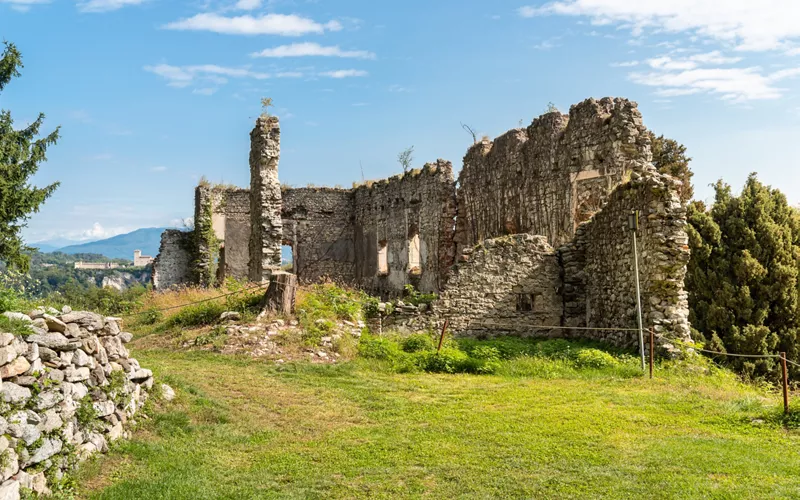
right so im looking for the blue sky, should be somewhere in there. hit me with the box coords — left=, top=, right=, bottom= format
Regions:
left=3, top=0, right=800, bottom=243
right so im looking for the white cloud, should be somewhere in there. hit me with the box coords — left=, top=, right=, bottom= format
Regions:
left=645, top=51, right=742, bottom=71
left=144, top=63, right=270, bottom=89
left=319, top=69, right=367, bottom=78
left=150, top=166, right=168, bottom=172
left=611, top=60, right=639, bottom=67
left=234, top=0, right=260, bottom=10
left=251, top=42, right=375, bottom=59
left=163, top=13, right=342, bottom=36
left=1, top=0, right=48, bottom=11
left=388, top=84, right=409, bottom=93
left=77, top=0, right=145, bottom=13
left=518, top=0, right=800, bottom=52
left=629, top=66, right=800, bottom=102
left=192, top=88, right=217, bottom=96
left=276, top=71, right=303, bottom=78
left=80, top=222, right=127, bottom=241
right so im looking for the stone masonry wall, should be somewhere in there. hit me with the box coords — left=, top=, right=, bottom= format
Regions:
left=193, top=186, right=226, bottom=286
left=151, top=230, right=193, bottom=290
left=455, top=97, right=651, bottom=252
left=560, top=166, right=691, bottom=348
left=221, top=188, right=251, bottom=281
left=352, top=160, right=457, bottom=297
left=248, top=116, right=283, bottom=283
left=0, top=308, right=158, bottom=497
left=281, top=187, right=355, bottom=284
left=435, top=234, right=563, bottom=337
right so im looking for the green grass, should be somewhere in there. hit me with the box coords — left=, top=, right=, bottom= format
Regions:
left=76, top=344, right=800, bottom=500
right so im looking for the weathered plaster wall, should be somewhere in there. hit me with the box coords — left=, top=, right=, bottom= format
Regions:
left=560, top=167, right=691, bottom=348
left=281, top=187, right=355, bottom=284
left=152, top=230, right=193, bottom=290
left=455, top=97, right=651, bottom=252
left=352, top=160, right=457, bottom=297
left=435, top=234, right=563, bottom=337
left=248, top=116, right=283, bottom=283
left=221, top=188, right=251, bottom=281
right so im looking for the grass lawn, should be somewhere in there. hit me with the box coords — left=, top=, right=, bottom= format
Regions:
left=76, top=347, right=800, bottom=499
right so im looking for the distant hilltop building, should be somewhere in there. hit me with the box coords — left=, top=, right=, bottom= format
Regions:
left=133, top=250, right=155, bottom=267
left=74, top=262, right=119, bottom=270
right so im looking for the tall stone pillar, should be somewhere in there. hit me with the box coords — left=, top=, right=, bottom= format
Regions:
left=248, top=115, right=283, bottom=283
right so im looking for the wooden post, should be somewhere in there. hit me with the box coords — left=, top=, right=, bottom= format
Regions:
left=437, top=319, right=449, bottom=354
left=781, top=352, right=789, bottom=415
left=262, top=271, right=297, bottom=315
left=649, top=329, right=654, bottom=379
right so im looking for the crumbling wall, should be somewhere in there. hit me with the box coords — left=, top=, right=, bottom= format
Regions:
left=152, top=230, right=193, bottom=290
left=353, top=160, right=457, bottom=297
left=560, top=167, right=691, bottom=348
left=456, top=97, right=651, bottom=252
left=248, top=116, right=283, bottom=283
left=221, top=188, right=251, bottom=281
left=193, top=186, right=226, bottom=286
left=281, top=187, right=355, bottom=283
left=435, top=234, right=563, bottom=337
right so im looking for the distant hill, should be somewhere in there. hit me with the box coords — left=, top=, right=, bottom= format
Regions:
left=57, top=228, right=170, bottom=260
left=29, top=238, right=86, bottom=253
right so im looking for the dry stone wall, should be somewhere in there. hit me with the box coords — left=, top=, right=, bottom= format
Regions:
left=0, top=308, right=160, bottom=498
left=249, top=116, right=283, bottom=283
left=435, top=234, right=563, bottom=337
left=281, top=187, right=355, bottom=284
left=151, top=230, right=193, bottom=290
left=560, top=167, right=691, bottom=348
left=353, top=160, right=457, bottom=297
left=456, top=97, right=651, bottom=251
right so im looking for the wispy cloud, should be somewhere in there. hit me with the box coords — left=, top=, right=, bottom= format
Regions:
left=0, top=0, right=49, bottom=12
left=77, top=0, right=145, bottom=13
left=251, top=42, right=375, bottom=59
left=150, top=166, right=168, bottom=172
left=144, top=63, right=270, bottom=89
left=319, top=69, right=367, bottom=78
left=163, top=13, right=342, bottom=36
left=192, top=87, right=217, bottom=96
left=234, top=0, right=260, bottom=10
left=518, top=0, right=800, bottom=52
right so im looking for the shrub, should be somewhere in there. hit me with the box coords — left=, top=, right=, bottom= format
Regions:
left=402, top=284, right=437, bottom=306
left=401, top=333, right=435, bottom=353
left=417, top=348, right=470, bottom=374
left=358, top=335, right=404, bottom=361
left=165, top=301, right=228, bottom=329
left=574, top=348, right=619, bottom=369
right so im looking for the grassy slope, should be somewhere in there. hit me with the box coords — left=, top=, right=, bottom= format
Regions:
left=77, top=347, right=800, bottom=500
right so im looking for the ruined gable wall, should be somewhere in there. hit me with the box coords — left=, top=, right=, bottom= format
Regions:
left=281, top=187, right=355, bottom=284
left=435, top=234, right=562, bottom=337
left=248, top=116, right=283, bottom=283
left=455, top=97, right=652, bottom=252
left=352, top=160, right=457, bottom=297
left=152, top=229, right=193, bottom=290
left=560, top=167, right=691, bottom=348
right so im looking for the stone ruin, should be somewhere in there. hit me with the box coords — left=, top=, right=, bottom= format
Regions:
left=152, top=97, right=692, bottom=349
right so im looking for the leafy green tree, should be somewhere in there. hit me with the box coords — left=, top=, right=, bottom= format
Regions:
left=649, top=132, right=693, bottom=203
left=0, top=42, right=60, bottom=272
left=686, top=174, right=800, bottom=378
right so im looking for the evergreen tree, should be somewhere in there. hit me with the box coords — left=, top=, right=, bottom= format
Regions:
left=686, top=174, right=800, bottom=378
left=649, top=131, right=694, bottom=203
left=0, top=42, right=60, bottom=272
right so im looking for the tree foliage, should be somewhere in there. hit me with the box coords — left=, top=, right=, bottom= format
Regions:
left=686, top=174, right=800, bottom=378
left=397, top=145, right=414, bottom=173
left=649, top=132, right=693, bottom=203
left=0, top=42, right=60, bottom=272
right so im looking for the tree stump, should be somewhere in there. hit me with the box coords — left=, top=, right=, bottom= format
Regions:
left=262, top=271, right=297, bottom=315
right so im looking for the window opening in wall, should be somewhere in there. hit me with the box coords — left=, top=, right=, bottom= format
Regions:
left=377, top=240, right=389, bottom=275
left=408, top=233, right=421, bottom=275
left=516, top=293, right=535, bottom=312
left=281, top=244, right=294, bottom=273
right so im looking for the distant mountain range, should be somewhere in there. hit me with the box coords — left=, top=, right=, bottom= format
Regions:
left=31, top=228, right=171, bottom=260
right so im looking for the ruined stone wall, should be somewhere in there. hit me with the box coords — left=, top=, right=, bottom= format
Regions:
left=152, top=230, right=193, bottom=290
left=560, top=167, right=691, bottom=348
left=281, top=187, right=355, bottom=284
left=221, top=188, right=251, bottom=281
left=248, top=116, right=283, bottom=283
left=455, top=97, right=652, bottom=252
left=435, top=234, right=563, bottom=337
left=193, top=186, right=226, bottom=286
left=353, top=160, right=457, bottom=297
left=0, top=308, right=158, bottom=497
